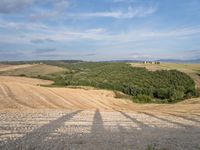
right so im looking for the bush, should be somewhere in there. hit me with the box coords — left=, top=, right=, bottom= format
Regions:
left=171, top=90, right=185, bottom=101
left=19, top=74, right=26, bottom=77
left=195, top=88, right=200, bottom=97
left=134, top=94, right=153, bottom=103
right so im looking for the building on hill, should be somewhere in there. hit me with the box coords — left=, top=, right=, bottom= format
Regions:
left=142, top=61, right=160, bottom=64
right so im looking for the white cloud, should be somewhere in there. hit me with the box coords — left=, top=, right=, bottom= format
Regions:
left=67, top=6, right=156, bottom=19
left=1, top=18, right=200, bottom=45
left=29, top=4, right=156, bottom=21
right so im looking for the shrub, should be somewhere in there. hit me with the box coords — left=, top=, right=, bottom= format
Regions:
left=171, top=90, right=185, bottom=101
left=19, top=74, right=26, bottom=77
left=195, top=88, right=200, bottom=97
left=134, top=94, right=153, bottom=103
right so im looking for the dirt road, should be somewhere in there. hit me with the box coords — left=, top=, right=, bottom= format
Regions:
left=0, top=110, right=199, bottom=150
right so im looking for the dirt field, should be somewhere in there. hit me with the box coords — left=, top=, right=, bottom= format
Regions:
left=0, top=64, right=65, bottom=77
left=0, top=64, right=34, bottom=72
left=0, top=76, right=133, bottom=111
left=0, top=75, right=200, bottom=149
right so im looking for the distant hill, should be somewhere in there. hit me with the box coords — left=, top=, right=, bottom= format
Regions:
left=0, top=60, right=83, bottom=65
left=102, top=59, right=200, bottom=64
left=101, top=60, right=142, bottom=63
left=157, top=59, right=200, bottom=64
left=1, top=59, right=200, bottom=64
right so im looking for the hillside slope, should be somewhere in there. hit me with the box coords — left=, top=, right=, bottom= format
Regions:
left=0, top=76, right=200, bottom=113
left=0, top=76, right=132, bottom=111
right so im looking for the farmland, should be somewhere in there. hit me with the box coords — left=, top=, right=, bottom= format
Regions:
left=0, top=64, right=65, bottom=77
left=0, top=62, right=199, bottom=103
left=0, top=62, right=200, bottom=149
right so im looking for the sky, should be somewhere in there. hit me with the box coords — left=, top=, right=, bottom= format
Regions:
left=0, top=0, right=200, bottom=61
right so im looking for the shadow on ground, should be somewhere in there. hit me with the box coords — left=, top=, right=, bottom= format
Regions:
left=0, top=110, right=200, bottom=150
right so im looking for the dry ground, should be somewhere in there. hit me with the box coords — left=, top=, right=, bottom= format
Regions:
left=0, top=64, right=34, bottom=72
left=0, top=63, right=200, bottom=149
left=0, top=64, right=65, bottom=77
left=0, top=110, right=200, bottom=150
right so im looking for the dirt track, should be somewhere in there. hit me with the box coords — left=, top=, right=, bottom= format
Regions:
left=0, top=76, right=200, bottom=149
left=0, top=110, right=200, bottom=150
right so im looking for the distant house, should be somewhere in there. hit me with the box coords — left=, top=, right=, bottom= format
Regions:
left=142, top=61, right=160, bottom=64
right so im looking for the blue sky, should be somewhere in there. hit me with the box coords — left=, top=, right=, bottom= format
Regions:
left=0, top=0, right=200, bottom=61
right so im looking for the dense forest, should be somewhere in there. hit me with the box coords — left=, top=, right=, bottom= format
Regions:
left=43, top=62, right=196, bottom=103
left=1, top=61, right=197, bottom=103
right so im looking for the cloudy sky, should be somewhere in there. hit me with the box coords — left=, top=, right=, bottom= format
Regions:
left=0, top=0, right=200, bottom=61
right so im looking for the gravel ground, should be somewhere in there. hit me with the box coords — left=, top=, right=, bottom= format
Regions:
left=0, top=110, right=200, bottom=150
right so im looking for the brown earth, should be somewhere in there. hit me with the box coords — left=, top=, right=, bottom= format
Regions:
left=0, top=64, right=65, bottom=77
left=0, top=64, right=35, bottom=72
left=0, top=76, right=133, bottom=111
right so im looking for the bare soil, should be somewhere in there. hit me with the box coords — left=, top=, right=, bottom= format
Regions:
left=0, top=64, right=65, bottom=77
left=0, top=110, right=199, bottom=150
left=0, top=64, right=35, bottom=72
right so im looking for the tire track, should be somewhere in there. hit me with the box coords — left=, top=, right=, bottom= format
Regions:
left=1, top=83, right=35, bottom=109
left=0, top=84, right=9, bottom=97
left=18, top=84, right=57, bottom=109
left=28, top=86, right=69, bottom=109
left=46, top=89, right=74, bottom=108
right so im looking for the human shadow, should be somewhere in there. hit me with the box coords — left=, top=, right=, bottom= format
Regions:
left=1, top=110, right=200, bottom=150
left=91, top=109, right=105, bottom=134
left=118, top=111, right=149, bottom=128
left=140, top=112, right=192, bottom=128
left=1, top=110, right=82, bottom=150
left=163, top=112, right=200, bottom=124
